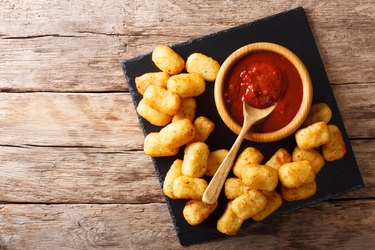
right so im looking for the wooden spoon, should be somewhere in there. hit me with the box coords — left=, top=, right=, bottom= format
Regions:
left=202, top=102, right=275, bottom=204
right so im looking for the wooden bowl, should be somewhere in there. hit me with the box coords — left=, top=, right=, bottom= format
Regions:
left=214, top=42, right=313, bottom=142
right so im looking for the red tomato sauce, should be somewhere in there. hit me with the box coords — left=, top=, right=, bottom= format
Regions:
left=224, top=51, right=303, bottom=133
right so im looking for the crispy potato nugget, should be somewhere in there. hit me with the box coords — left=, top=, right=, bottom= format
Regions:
left=252, top=191, right=282, bottom=222
left=167, top=73, right=206, bottom=98
left=322, top=125, right=347, bottom=161
left=241, top=164, right=279, bottom=192
left=143, top=85, right=181, bottom=116
left=224, top=178, right=250, bottom=200
left=292, top=146, right=325, bottom=174
left=217, top=202, right=244, bottom=236
left=206, top=149, right=229, bottom=177
left=233, top=147, right=264, bottom=178
left=303, top=103, right=332, bottom=127
left=143, top=133, right=179, bottom=157
left=163, top=160, right=182, bottom=199
left=182, top=142, right=209, bottom=178
left=159, top=119, right=196, bottom=148
left=137, top=99, right=172, bottom=126
left=265, top=148, right=292, bottom=170
left=282, top=181, right=317, bottom=201
left=185, top=53, right=220, bottom=82
left=193, top=116, right=215, bottom=142
left=172, top=97, right=196, bottom=122
left=278, top=161, right=315, bottom=188
left=172, top=176, right=208, bottom=200
left=152, top=45, right=185, bottom=75
left=183, top=200, right=218, bottom=226
left=231, top=190, right=268, bottom=220
left=295, top=122, right=330, bottom=150
left=135, top=72, right=169, bottom=95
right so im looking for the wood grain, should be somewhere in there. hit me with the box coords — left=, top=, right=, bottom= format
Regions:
left=0, top=1, right=374, bottom=92
left=0, top=139, right=372, bottom=204
left=0, top=200, right=374, bottom=249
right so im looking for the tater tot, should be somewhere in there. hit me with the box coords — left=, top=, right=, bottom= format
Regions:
left=292, top=146, right=325, bottom=174
left=152, top=45, right=185, bottom=75
left=252, top=191, right=282, bottom=222
left=217, top=202, right=244, bottom=236
left=278, top=161, right=316, bottom=188
left=183, top=200, right=218, bottom=226
left=159, top=119, right=196, bottom=148
left=231, top=190, right=268, bottom=220
left=143, top=132, right=179, bottom=157
left=167, top=73, right=206, bottom=98
left=193, top=116, right=215, bottom=142
left=322, top=125, right=347, bottom=161
left=143, top=85, right=181, bottom=116
left=172, top=97, right=196, bottom=122
left=172, top=176, right=208, bottom=200
left=185, top=53, right=220, bottom=82
left=163, top=160, right=183, bottom=199
left=206, top=149, right=229, bottom=177
left=282, top=181, right=317, bottom=201
left=135, top=72, right=170, bottom=95
left=233, top=147, right=264, bottom=179
left=295, top=122, right=330, bottom=150
left=137, top=99, right=172, bottom=126
left=182, top=142, right=209, bottom=178
left=241, top=164, right=279, bottom=192
left=224, top=178, right=250, bottom=200
left=303, top=103, right=332, bottom=127
left=265, top=148, right=292, bottom=170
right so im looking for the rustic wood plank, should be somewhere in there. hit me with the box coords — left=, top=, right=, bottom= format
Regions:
left=0, top=139, right=372, bottom=203
left=0, top=200, right=374, bottom=249
left=0, top=1, right=374, bottom=92
left=0, top=85, right=373, bottom=149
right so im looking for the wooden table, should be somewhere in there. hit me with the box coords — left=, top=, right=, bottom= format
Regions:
left=0, top=1, right=374, bottom=249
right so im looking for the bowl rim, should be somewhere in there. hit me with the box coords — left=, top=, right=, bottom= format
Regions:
left=214, top=42, right=313, bottom=142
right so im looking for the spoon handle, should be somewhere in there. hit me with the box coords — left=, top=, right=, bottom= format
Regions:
left=202, top=121, right=253, bottom=204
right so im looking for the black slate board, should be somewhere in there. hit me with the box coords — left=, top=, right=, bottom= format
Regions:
left=121, top=7, right=364, bottom=246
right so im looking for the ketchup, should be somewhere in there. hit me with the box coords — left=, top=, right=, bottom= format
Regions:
left=224, top=51, right=303, bottom=133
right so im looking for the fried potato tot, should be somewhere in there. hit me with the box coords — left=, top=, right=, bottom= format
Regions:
left=206, top=149, right=229, bottom=177
left=182, top=142, right=209, bottom=178
left=231, top=190, right=268, bottom=220
left=167, top=73, right=205, bottom=98
left=295, top=122, right=330, bottom=150
left=278, top=161, right=316, bottom=188
left=172, top=97, right=196, bottom=122
left=143, top=132, right=179, bottom=157
left=163, top=159, right=183, bottom=199
left=183, top=200, right=218, bottom=226
left=159, top=119, right=196, bottom=148
left=152, top=45, right=185, bottom=75
left=303, top=103, right=332, bottom=127
left=143, top=85, right=181, bottom=116
left=185, top=53, right=220, bottom=82
left=233, top=147, right=264, bottom=179
left=217, top=202, right=244, bottom=236
left=265, top=148, right=292, bottom=170
left=224, top=178, right=250, bottom=200
left=322, top=125, right=347, bottom=161
left=172, top=176, right=208, bottom=200
left=135, top=72, right=170, bottom=95
left=193, top=116, right=215, bottom=142
left=137, top=99, right=172, bottom=126
left=282, top=181, right=317, bottom=201
left=241, top=164, right=279, bottom=192
left=252, top=191, right=282, bottom=222
left=292, top=146, right=325, bottom=174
